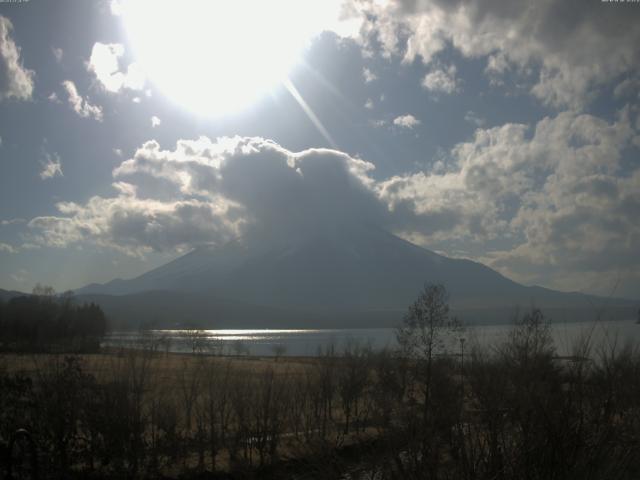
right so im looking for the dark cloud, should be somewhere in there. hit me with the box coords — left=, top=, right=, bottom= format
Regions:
left=348, top=0, right=640, bottom=108
left=29, top=137, right=384, bottom=254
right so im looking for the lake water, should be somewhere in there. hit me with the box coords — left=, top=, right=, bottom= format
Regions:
left=103, top=319, right=640, bottom=357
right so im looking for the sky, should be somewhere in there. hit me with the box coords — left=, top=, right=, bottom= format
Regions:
left=0, top=0, right=639, bottom=299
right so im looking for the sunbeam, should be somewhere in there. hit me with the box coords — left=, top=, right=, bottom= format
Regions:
left=284, top=78, right=336, bottom=147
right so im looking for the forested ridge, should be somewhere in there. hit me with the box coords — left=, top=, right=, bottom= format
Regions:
left=0, top=285, right=107, bottom=353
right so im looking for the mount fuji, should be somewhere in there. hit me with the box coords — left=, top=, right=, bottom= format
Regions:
left=76, top=223, right=635, bottom=329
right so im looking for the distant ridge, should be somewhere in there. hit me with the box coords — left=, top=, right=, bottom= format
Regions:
left=0, top=288, right=28, bottom=302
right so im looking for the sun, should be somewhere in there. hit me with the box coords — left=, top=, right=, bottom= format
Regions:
left=122, top=0, right=353, bottom=116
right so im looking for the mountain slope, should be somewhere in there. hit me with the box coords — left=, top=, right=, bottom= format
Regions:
left=77, top=224, right=636, bottom=327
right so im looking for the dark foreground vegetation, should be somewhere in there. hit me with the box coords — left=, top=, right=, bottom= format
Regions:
left=1, top=285, right=640, bottom=479
left=0, top=285, right=107, bottom=353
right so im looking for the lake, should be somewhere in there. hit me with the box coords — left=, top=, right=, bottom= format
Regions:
left=103, top=319, right=640, bottom=357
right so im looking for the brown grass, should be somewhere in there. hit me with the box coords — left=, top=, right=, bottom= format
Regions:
left=0, top=349, right=316, bottom=382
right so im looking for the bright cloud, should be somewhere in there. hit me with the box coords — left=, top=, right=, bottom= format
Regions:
left=39, top=152, right=63, bottom=180
left=393, top=114, right=421, bottom=129
left=0, top=16, right=34, bottom=101
left=464, top=110, right=485, bottom=127
left=363, top=67, right=377, bottom=83
left=110, top=0, right=123, bottom=16
left=88, top=42, right=145, bottom=93
left=0, top=242, right=17, bottom=254
left=61, top=80, right=103, bottom=121
left=422, top=64, right=459, bottom=94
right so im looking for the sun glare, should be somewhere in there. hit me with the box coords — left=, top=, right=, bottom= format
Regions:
left=122, top=0, right=353, bottom=116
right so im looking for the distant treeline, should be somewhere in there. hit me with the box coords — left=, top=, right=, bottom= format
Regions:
left=0, top=284, right=107, bottom=352
left=1, top=285, right=639, bottom=479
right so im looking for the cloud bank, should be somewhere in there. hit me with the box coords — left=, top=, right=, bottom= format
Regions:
left=381, top=109, right=640, bottom=294
left=343, top=0, right=640, bottom=108
left=28, top=137, right=379, bottom=255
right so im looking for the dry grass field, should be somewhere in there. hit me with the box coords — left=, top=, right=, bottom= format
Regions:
left=0, top=347, right=378, bottom=477
left=0, top=349, right=315, bottom=381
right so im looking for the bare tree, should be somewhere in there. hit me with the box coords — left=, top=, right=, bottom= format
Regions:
left=157, top=333, right=172, bottom=356
left=397, top=284, right=459, bottom=358
left=197, top=359, right=234, bottom=472
left=185, top=329, right=208, bottom=355
left=338, top=340, right=371, bottom=434
left=397, top=284, right=459, bottom=407
left=32, top=283, right=56, bottom=298
left=272, top=344, right=287, bottom=361
left=396, top=284, right=460, bottom=477
left=177, top=356, right=204, bottom=444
